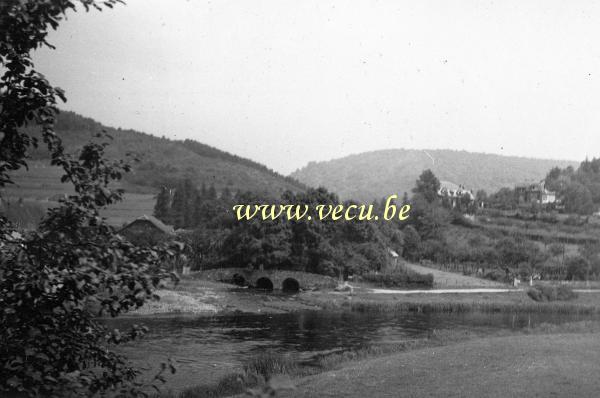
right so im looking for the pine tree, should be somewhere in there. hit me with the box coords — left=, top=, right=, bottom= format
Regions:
left=412, top=169, right=440, bottom=203
left=207, top=184, right=217, bottom=200
left=170, top=180, right=190, bottom=228
left=153, top=186, right=171, bottom=221
left=221, top=186, right=232, bottom=200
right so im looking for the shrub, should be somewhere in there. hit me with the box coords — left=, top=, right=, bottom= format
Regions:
left=484, top=269, right=507, bottom=282
left=527, top=285, right=578, bottom=302
left=178, top=373, right=250, bottom=398
left=242, top=351, right=298, bottom=379
left=566, top=256, right=590, bottom=280
left=538, top=213, right=559, bottom=224
left=548, top=243, right=566, bottom=257
left=361, top=269, right=434, bottom=288
left=564, top=215, right=586, bottom=226
left=451, top=213, right=476, bottom=228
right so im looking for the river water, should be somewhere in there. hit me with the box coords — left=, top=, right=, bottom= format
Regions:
left=105, top=308, right=590, bottom=389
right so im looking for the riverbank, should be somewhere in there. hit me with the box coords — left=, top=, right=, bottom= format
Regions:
left=129, top=279, right=322, bottom=316
left=130, top=276, right=600, bottom=317
left=317, top=288, right=600, bottom=314
left=280, top=330, right=600, bottom=398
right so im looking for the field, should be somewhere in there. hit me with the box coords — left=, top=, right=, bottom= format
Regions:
left=404, top=262, right=505, bottom=288
left=1, top=162, right=156, bottom=227
left=281, top=332, right=600, bottom=398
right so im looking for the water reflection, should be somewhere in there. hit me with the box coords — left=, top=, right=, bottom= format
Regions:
left=107, top=310, right=589, bottom=362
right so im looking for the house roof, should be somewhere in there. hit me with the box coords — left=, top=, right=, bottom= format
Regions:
left=438, top=180, right=475, bottom=199
left=515, top=180, right=555, bottom=194
left=120, top=215, right=175, bottom=235
left=439, top=180, right=461, bottom=191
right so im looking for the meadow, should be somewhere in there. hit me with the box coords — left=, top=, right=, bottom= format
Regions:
left=1, top=161, right=156, bottom=227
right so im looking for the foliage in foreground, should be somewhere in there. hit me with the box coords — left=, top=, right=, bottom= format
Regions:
left=0, top=141, right=180, bottom=396
left=1, top=1, right=179, bottom=396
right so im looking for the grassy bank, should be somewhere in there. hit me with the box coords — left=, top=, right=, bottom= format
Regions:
left=330, top=296, right=600, bottom=315
left=314, top=288, right=600, bottom=315
left=281, top=328, right=600, bottom=398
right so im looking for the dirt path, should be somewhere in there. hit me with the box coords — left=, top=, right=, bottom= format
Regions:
left=370, top=287, right=520, bottom=294
left=405, top=262, right=506, bottom=288
left=282, top=333, right=600, bottom=398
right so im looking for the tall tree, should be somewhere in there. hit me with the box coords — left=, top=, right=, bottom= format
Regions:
left=207, top=183, right=217, bottom=200
left=412, top=169, right=440, bottom=203
left=564, top=182, right=594, bottom=215
left=154, top=186, right=171, bottom=221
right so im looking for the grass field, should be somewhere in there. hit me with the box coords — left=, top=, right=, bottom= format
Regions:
left=281, top=333, right=600, bottom=398
left=2, top=162, right=156, bottom=227
left=404, top=262, right=506, bottom=288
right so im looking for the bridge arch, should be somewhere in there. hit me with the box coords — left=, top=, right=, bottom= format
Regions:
left=281, top=278, right=300, bottom=293
left=232, top=273, right=246, bottom=287
left=255, top=277, right=274, bottom=291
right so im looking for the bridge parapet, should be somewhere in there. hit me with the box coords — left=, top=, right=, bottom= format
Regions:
left=198, top=268, right=336, bottom=291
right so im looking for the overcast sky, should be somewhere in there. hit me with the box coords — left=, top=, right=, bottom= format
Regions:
left=34, top=0, right=600, bottom=174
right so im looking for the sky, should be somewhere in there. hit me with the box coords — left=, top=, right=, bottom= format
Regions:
left=33, top=0, right=600, bottom=174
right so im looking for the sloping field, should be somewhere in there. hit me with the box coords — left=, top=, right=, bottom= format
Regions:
left=99, top=193, right=156, bottom=227
left=2, top=163, right=155, bottom=227
left=405, top=262, right=506, bottom=288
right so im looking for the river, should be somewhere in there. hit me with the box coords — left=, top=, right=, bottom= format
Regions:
left=105, top=308, right=591, bottom=391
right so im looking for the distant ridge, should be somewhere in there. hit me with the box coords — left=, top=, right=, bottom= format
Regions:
left=20, top=111, right=306, bottom=197
left=290, top=149, right=578, bottom=201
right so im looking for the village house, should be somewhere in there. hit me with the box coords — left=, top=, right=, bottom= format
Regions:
left=118, top=214, right=175, bottom=245
left=388, top=248, right=399, bottom=268
left=514, top=180, right=556, bottom=205
left=437, top=180, right=475, bottom=208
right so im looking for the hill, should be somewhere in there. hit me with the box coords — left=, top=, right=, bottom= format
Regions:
left=1, top=111, right=306, bottom=226
left=290, top=149, right=578, bottom=202
left=22, top=111, right=306, bottom=196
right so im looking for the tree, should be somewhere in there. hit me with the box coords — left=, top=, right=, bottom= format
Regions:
left=221, top=186, right=232, bottom=200
left=563, top=182, right=594, bottom=215
left=412, top=169, right=440, bottom=203
left=207, top=183, right=217, bottom=200
left=154, top=186, right=171, bottom=221
left=401, top=225, right=421, bottom=262
left=170, top=178, right=198, bottom=228
left=566, top=256, right=590, bottom=281
left=489, top=187, right=517, bottom=210
left=475, top=189, right=487, bottom=207
left=409, top=194, right=450, bottom=241
left=1, top=2, right=178, bottom=396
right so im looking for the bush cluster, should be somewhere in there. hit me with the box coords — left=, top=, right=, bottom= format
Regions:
left=361, top=269, right=434, bottom=288
left=527, top=285, right=578, bottom=302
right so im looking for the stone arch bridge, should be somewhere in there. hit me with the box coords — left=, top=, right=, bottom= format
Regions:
left=199, top=268, right=336, bottom=292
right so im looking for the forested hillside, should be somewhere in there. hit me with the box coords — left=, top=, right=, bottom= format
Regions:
left=291, top=149, right=577, bottom=201
left=21, top=111, right=306, bottom=196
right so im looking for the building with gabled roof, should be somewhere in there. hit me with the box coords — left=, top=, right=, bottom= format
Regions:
left=515, top=180, right=556, bottom=205
left=118, top=215, right=175, bottom=245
